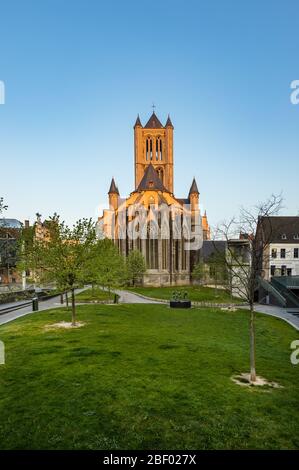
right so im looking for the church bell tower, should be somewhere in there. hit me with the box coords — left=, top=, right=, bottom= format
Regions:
left=134, top=111, right=174, bottom=193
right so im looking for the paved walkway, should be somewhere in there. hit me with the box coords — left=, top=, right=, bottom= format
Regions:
left=114, top=289, right=163, bottom=304
left=253, top=304, right=299, bottom=331
left=1, top=288, right=299, bottom=332
left=0, top=288, right=87, bottom=326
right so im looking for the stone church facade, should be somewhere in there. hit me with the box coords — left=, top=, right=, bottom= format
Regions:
left=98, top=111, right=210, bottom=286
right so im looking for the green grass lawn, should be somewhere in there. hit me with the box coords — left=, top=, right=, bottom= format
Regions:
left=75, top=288, right=115, bottom=302
left=127, top=285, right=241, bottom=303
left=0, top=304, right=298, bottom=449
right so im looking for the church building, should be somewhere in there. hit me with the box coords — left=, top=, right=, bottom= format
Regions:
left=98, top=111, right=210, bottom=286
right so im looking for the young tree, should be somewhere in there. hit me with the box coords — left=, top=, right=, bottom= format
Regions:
left=192, top=259, right=206, bottom=285
left=84, top=238, right=126, bottom=298
left=215, top=194, right=283, bottom=382
left=207, top=250, right=228, bottom=296
left=126, top=250, right=146, bottom=286
left=19, top=215, right=97, bottom=326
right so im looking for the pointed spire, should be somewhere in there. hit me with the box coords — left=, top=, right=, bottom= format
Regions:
left=134, top=114, right=142, bottom=128
left=188, top=177, right=199, bottom=196
left=144, top=112, right=163, bottom=129
left=108, top=177, right=119, bottom=195
left=165, top=114, right=174, bottom=128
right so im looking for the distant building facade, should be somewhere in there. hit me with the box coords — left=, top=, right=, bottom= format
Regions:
left=258, top=216, right=299, bottom=280
left=0, top=218, right=23, bottom=285
left=99, top=111, right=210, bottom=286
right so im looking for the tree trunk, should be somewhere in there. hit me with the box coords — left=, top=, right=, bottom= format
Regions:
left=249, top=304, right=256, bottom=382
left=65, top=291, right=69, bottom=308
left=71, top=288, right=76, bottom=326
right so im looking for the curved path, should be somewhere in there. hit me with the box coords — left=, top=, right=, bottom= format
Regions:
left=0, top=288, right=87, bottom=326
left=1, top=288, right=298, bottom=331
left=114, top=289, right=163, bottom=304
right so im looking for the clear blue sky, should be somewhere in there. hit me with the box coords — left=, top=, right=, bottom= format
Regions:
left=0, top=0, right=298, bottom=228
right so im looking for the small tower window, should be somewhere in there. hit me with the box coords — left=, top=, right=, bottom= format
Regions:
left=160, top=138, right=162, bottom=160
left=157, top=167, right=164, bottom=184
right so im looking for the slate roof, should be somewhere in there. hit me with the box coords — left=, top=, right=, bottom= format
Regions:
left=134, top=115, right=142, bottom=128
left=258, top=216, right=299, bottom=244
left=137, top=164, right=167, bottom=192
left=200, top=240, right=227, bottom=262
left=144, top=112, right=164, bottom=129
left=165, top=115, right=174, bottom=128
left=108, top=178, right=119, bottom=195
left=177, top=198, right=190, bottom=205
left=188, top=178, right=199, bottom=195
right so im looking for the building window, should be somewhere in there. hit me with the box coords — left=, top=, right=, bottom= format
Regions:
left=294, top=234, right=299, bottom=240
left=270, top=265, right=276, bottom=276
left=281, top=265, right=286, bottom=276
left=281, top=234, right=287, bottom=240
left=294, top=248, right=299, bottom=259
left=280, top=248, right=286, bottom=258
left=156, top=167, right=164, bottom=184
left=271, top=248, right=277, bottom=258
left=155, top=136, right=162, bottom=161
left=162, top=239, right=168, bottom=269
left=287, top=268, right=292, bottom=276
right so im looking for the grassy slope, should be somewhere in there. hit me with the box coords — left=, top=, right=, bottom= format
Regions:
left=127, top=285, right=240, bottom=303
left=0, top=304, right=298, bottom=449
left=76, top=288, right=113, bottom=302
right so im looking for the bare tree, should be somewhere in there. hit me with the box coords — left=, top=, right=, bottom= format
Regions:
left=215, top=194, right=283, bottom=383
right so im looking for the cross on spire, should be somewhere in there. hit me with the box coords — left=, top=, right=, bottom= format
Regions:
left=152, top=102, right=156, bottom=113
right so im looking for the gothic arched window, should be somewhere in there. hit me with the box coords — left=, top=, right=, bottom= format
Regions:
left=155, top=136, right=162, bottom=161
left=146, top=137, right=153, bottom=161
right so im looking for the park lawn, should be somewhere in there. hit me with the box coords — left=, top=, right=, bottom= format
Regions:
left=76, top=288, right=114, bottom=302
left=127, top=285, right=241, bottom=303
left=0, top=304, right=298, bottom=450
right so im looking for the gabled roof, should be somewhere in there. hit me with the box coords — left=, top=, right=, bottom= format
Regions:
left=258, top=216, right=299, bottom=244
left=188, top=177, right=199, bottom=195
left=134, top=115, right=142, bottom=128
left=144, top=112, right=164, bottom=129
left=108, top=178, right=119, bottom=195
left=137, top=164, right=167, bottom=192
left=165, top=115, right=174, bottom=128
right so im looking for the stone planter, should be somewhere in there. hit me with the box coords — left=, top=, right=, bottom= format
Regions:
left=170, top=300, right=191, bottom=309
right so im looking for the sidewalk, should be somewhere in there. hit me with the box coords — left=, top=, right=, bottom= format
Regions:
left=0, top=288, right=87, bottom=326
left=254, top=304, right=299, bottom=331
